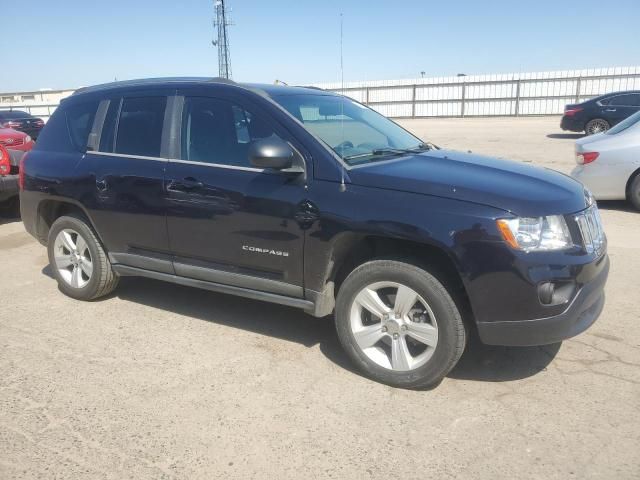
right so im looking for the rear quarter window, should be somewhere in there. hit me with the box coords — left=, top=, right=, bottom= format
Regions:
left=65, top=100, right=99, bottom=151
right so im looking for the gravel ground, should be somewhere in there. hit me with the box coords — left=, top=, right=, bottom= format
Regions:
left=1, top=116, right=638, bottom=479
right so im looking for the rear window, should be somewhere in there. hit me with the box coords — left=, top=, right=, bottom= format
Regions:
left=65, top=101, right=99, bottom=151
left=114, top=97, right=166, bottom=157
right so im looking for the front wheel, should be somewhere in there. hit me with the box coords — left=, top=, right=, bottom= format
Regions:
left=47, top=215, right=119, bottom=300
left=335, top=260, right=466, bottom=389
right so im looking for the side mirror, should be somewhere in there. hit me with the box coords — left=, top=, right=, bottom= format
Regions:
left=249, top=136, right=295, bottom=170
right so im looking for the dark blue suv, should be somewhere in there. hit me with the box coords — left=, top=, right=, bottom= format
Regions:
left=20, top=78, right=609, bottom=388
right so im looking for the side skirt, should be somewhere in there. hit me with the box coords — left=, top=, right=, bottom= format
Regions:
left=112, top=264, right=316, bottom=313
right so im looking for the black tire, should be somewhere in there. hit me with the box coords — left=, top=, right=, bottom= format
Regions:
left=47, top=214, right=119, bottom=300
left=584, top=118, right=610, bottom=135
left=335, top=259, right=466, bottom=389
left=629, top=173, right=640, bottom=211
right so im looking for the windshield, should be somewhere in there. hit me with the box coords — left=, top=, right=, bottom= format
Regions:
left=272, top=94, right=426, bottom=165
left=606, top=111, right=640, bottom=135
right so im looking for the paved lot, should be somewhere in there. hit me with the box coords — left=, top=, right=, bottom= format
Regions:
left=1, top=116, right=638, bottom=479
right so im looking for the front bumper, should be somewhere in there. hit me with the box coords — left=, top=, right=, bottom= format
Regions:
left=0, top=174, right=19, bottom=202
left=477, top=254, right=609, bottom=346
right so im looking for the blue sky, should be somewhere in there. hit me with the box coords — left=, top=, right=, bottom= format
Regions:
left=3, top=0, right=639, bottom=92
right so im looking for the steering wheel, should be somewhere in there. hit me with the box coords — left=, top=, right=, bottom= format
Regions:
left=334, top=141, right=354, bottom=152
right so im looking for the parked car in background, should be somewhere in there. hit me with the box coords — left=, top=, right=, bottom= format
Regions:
left=0, top=144, right=22, bottom=210
left=572, top=111, right=640, bottom=210
left=0, top=110, right=45, bottom=140
left=0, top=126, right=35, bottom=152
left=561, top=91, right=640, bottom=135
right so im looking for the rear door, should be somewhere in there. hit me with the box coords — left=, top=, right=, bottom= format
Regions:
left=83, top=91, right=174, bottom=273
left=603, top=94, right=640, bottom=125
left=164, top=90, right=308, bottom=296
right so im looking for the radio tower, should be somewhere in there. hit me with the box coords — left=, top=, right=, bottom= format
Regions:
left=212, top=0, right=232, bottom=79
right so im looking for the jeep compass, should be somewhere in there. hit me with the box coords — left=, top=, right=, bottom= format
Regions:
left=20, top=78, right=609, bottom=388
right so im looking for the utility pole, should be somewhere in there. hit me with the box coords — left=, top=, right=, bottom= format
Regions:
left=212, top=0, right=232, bottom=79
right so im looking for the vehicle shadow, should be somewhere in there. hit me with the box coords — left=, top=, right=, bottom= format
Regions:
left=447, top=336, right=561, bottom=382
left=546, top=133, right=584, bottom=139
left=597, top=200, right=637, bottom=213
left=102, top=276, right=559, bottom=385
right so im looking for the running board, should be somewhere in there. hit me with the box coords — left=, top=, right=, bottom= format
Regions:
left=112, top=264, right=315, bottom=312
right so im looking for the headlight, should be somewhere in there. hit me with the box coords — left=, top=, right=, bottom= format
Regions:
left=496, top=215, right=572, bottom=252
left=25, top=135, right=32, bottom=143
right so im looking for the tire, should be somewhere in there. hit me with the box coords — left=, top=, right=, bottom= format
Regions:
left=47, top=214, right=119, bottom=300
left=335, top=259, right=466, bottom=389
left=584, top=118, right=610, bottom=135
left=629, top=173, right=640, bottom=211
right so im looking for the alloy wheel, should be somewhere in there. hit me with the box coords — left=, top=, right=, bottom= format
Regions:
left=53, top=228, right=93, bottom=289
left=586, top=119, right=609, bottom=135
left=349, top=281, right=439, bottom=371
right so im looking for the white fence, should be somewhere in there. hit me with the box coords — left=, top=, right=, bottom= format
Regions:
left=2, top=66, right=640, bottom=121
left=313, top=66, right=640, bottom=118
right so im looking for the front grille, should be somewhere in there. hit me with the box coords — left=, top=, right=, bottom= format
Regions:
left=575, top=205, right=605, bottom=255
left=0, top=138, right=24, bottom=147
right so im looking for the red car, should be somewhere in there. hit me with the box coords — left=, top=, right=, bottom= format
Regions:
left=0, top=126, right=35, bottom=152
left=0, top=128, right=32, bottom=209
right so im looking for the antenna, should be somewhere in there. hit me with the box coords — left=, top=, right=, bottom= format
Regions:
left=212, top=0, right=233, bottom=79
left=339, top=13, right=346, bottom=193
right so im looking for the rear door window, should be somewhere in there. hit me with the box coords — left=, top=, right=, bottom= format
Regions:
left=114, top=97, right=167, bottom=157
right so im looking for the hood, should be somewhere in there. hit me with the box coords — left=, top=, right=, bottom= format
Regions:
left=0, top=128, right=27, bottom=140
left=348, top=150, right=587, bottom=216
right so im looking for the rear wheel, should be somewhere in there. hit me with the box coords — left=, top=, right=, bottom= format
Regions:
left=629, top=174, right=640, bottom=211
left=585, top=118, right=610, bottom=135
left=335, top=259, right=466, bottom=389
left=47, top=215, right=119, bottom=300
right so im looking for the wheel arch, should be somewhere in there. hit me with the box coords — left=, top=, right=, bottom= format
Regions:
left=36, top=198, right=103, bottom=246
left=313, top=234, right=474, bottom=328
left=625, top=166, right=640, bottom=199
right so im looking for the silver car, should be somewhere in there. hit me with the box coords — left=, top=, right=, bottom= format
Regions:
left=572, top=111, right=640, bottom=211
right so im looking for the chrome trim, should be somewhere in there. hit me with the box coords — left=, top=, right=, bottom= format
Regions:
left=87, top=150, right=270, bottom=173
left=87, top=151, right=168, bottom=162
left=169, top=158, right=265, bottom=172
left=575, top=205, right=606, bottom=255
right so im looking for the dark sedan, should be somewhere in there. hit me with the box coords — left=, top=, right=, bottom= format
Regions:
left=561, top=90, right=640, bottom=135
left=0, top=110, right=45, bottom=140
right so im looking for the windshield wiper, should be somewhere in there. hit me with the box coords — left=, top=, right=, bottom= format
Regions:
left=343, top=143, right=435, bottom=161
left=371, top=143, right=433, bottom=156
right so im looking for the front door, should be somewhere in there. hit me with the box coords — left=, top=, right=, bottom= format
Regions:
left=604, top=93, right=640, bottom=126
left=164, top=94, right=307, bottom=297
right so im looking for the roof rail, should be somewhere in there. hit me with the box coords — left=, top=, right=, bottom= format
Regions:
left=73, top=77, right=237, bottom=96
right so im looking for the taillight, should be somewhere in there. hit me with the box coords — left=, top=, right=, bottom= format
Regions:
left=19, top=152, right=28, bottom=189
left=564, top=107, right=583, bottom=117
left=576, top=151, right=599, bottom=165
left=0, top=145, right=10, bottom=176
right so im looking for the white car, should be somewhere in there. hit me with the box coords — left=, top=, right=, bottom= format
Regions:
left=571, top=111, right=640, bottom=210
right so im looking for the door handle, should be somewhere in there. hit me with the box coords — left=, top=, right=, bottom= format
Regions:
left=604, top=108, right=617, bottom=112
left=167, top=177, right=204, bottom=192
